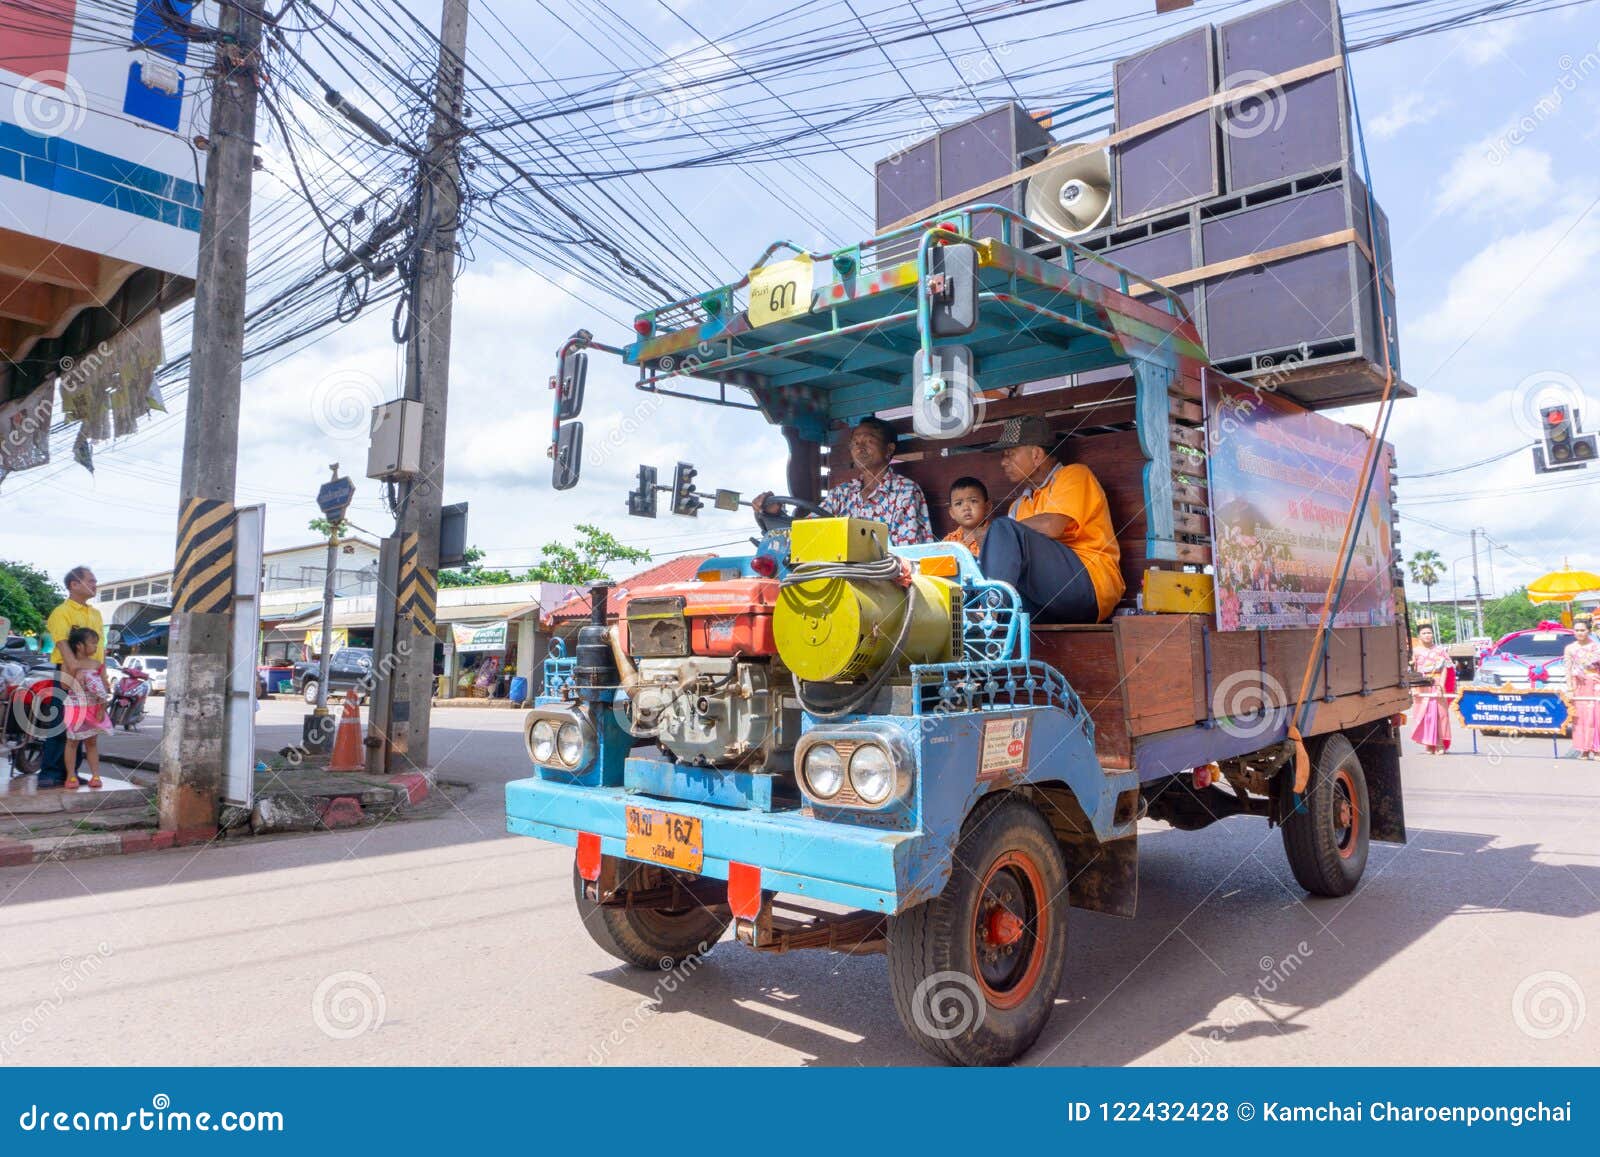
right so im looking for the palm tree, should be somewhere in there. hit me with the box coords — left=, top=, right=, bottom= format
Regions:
left=1409, top=549, right=1443, bottom=632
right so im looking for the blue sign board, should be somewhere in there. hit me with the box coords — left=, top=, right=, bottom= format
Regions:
left=317, top=477, right=355, bottom=520
left=1455, top=685, right=1570, bottom=735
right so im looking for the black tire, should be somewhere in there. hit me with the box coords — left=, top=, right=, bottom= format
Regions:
left=301, top=679, right=319, bottom=705
left=12, top=743, right=41, bottom=776
left=887, top=794, right=1069, bottom=1066
left=1281, top=732, right=1370, bottom=897
left=572, top=862, right=731, bottom=970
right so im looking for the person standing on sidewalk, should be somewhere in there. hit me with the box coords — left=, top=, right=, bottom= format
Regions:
left=1564, top=615, right=1600, bottom=759
left=38, top=566, right=103, bottom=788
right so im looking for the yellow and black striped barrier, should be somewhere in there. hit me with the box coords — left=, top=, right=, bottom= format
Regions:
left=398, top=531, right=437, bottom=635
left=172, top=497, right=236, bottom=615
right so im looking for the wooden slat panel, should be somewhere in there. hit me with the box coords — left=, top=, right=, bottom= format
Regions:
left=1114, top=614, right=1206, bottom=734
left=1030, top=626, right=1131, bottom=768
left=1325, top=629, right=1365, bottom=697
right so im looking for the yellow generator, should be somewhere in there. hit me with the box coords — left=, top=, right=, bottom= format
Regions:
left=774, top=518, right=960, bottom=684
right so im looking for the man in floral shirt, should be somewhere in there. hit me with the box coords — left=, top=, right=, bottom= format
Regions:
left=755, top=417, right=932, bottom=546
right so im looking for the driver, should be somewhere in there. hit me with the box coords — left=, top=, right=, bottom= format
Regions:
left=980, top=417, right=1124, bottom=624
left=754, top=416, right=932, bottom=546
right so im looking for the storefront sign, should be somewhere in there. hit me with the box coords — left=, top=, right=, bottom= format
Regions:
left=306, top=628, right=349, bottom=654
left=452, top=622, right=508, bottom=653
left=1454, top=686, right=1570, bottom=736
left=1205, top=371, right=1397, bottom=632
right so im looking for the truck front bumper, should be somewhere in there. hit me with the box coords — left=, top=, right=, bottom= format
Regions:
left=505, top=776, right=936, bottom=914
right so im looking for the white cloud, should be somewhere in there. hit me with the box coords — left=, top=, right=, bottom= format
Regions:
left=1434, top=139, right=1554, bottom=218
left=1453, top=21, right=1524, bottom=66
left=1409, top=199, right=1600, bottom=349
left=1368, top=91, right=1443, bottom=141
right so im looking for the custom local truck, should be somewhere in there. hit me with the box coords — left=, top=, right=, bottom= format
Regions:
left=508, top=206, right=1412, bottom=1065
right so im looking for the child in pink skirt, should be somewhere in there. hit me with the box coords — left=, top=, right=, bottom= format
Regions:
left=62, top=626, right=109, bottom=790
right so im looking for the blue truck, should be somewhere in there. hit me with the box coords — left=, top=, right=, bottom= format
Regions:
left=507, top=208, right=1412, bottom=1065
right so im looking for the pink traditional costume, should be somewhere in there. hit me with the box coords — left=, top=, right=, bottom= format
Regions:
left=1564, top=635, right=1600, bottom=756
left=1410, top=640, right=1453, bottom=751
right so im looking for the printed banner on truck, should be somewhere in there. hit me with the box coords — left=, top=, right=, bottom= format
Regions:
left=1204, top=371, right=1398, bottom=631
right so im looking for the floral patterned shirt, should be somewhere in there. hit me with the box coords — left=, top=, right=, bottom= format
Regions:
left=824, top=468, right=933, bottom=546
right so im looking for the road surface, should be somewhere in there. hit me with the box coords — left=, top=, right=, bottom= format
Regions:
left=2, top=703, right=1595, bottom=1065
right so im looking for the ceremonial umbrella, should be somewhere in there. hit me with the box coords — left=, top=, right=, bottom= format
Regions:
left=1525, top=564, right=1600, bottom=605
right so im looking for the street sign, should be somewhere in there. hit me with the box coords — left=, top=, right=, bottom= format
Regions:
left=317, top=476, right=355, bottom=520
left=1454, top=685, right=1571, bottom=736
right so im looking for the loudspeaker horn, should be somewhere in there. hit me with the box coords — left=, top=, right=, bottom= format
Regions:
left=1025, top=148, right=1113, bottom=237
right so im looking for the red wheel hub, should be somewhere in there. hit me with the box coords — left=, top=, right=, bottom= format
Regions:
left=984, top=907, right=1025, bottom=947
left=970, top=851, right=1049, bottom=1010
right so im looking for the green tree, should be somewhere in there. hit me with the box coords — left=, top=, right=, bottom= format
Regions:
left=438, top=527, right=652, bottom=589
left=307, top=516, right=349, bottom=538
left=523, top=524, right=651, bottom=585
left=0, top=559, right=64, bottom=634
left=1482, top=586, right=1547, bottom=642
left=1407, top=548, right=1443, bottom=628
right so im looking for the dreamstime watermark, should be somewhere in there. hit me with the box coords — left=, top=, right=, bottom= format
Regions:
left=1212, top=668, right=1288, bottom=741
left=1486, top=40, right=1600, bottom=165
left=1209, top=343, right=1313, bottom=451
left=882, top=44, right=1014, bottom=165
left=311, top=970, right=386, bottom=1040
left=910, top=970, right=986, bottom=1041
left=1508, top=369, right=1595, bottom=444
left=588, top=944, right=710, bottom=1064
left=17, top=1094, right=283, bottom=1133
left=0, top=943, right=115, bottom=1063
left=310, top=370, right=386, bottom=439
left=1220, top=70, right=1289, bottom=142
left=12, top=71, right=88, bottom=138
left=1511, top=971, right=1586, bottom=1040
left=1186, top=941, right=1314, bottom=1062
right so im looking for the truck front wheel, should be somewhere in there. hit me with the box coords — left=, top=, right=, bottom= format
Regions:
left=887, top=795, right=1068, bottom=1066
left=572, top=863, right=731, bottom=970
left=1281, top=732, right=1370, bottom=897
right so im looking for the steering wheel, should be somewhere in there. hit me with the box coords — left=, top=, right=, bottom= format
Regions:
left=755, top=494, right=831, bottom=534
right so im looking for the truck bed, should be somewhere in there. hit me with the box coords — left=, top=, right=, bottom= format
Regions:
left=1032, top=615, right=1411, bottom=776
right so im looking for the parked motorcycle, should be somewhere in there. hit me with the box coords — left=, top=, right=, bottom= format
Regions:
left=109, top=668, right=150, bottom=730
left=1, top=660, right=60, bottom=776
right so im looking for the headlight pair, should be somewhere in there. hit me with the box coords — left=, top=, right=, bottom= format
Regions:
left=798, top=730, right=908, bottom=808
left=526, top=712, right=592, bottom=770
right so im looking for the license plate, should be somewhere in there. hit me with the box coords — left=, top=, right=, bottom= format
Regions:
left=624, top=806, right=704, bottom=872
left=747, top=255, right=814, bottom=327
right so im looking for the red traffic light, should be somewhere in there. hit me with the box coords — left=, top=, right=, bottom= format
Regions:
left=1546, top=407, right=1567, bottom=425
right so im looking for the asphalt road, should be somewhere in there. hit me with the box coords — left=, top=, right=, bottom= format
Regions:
left=2, top=701, right=1595, bottom=1066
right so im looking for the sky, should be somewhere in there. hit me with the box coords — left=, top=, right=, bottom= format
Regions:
left=4, top=0, right=1598, bottom=609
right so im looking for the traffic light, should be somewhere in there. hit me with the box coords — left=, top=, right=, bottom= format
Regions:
left=627, top=465, right=659, bottom=517
left=671, top=461, right=702, bottom=517
left=1534, top=405, right=1597, bottom=474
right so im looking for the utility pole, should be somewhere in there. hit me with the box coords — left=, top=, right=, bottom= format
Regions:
left=159, top=0, right=264, bottom=835
left=1470, top=527, right=1486, bottom=640
left=371, top=0, right=468, bottom=772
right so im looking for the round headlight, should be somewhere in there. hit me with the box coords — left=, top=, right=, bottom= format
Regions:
left=529, top=719, right=557, bottom=764
left=848, top=744, right=895, bottom=804
left=803, top=743, right=843, bottom=799
left=557, top=721, right=585, bottom=766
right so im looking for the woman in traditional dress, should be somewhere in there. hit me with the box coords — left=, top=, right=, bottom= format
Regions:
left=1410, top=622, right=1453, bottom=754
left=1564, top=615, right=1600, bottom=759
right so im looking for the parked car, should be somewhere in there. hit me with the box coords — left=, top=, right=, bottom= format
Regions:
left=292, top=648, right=374, bottom=704
left=1474, top=626, right=1572, bottom=691
left=122, top=655, right=169, bottom=694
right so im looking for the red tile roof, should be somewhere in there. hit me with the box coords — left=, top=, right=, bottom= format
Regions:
left=544, top=555, right=714, bottom=624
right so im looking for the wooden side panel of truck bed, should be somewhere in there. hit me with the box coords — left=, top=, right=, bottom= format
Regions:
left=1034, top=616, right=1411, bottom=771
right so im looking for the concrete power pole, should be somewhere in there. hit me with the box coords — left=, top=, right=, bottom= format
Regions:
left=1470, top=527, right=1486, bottom=640
left=373, top=0, right=469, bottom=772
left=159, top=0, right=264, bottom=834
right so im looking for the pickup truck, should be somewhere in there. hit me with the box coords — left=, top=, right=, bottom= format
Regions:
left=292, top=647, right=374, bottom=704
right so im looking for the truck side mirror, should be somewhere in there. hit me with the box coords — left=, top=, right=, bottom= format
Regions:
left=556, top=350, right=587, bottom=421
left=552, top=422, right=583, bottom=491
left=912, top=345, right=978, bottom=440
left=929, top=243, right=978, bottom=337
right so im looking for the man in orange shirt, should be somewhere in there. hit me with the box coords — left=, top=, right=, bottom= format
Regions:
left=980, top=417, right=1124, bottom=623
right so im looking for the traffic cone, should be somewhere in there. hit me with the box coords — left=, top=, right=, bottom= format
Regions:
left=329, top=690, right=365, bottom=772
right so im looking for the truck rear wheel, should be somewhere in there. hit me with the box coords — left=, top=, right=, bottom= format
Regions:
left=1281, top=732, right=1370, bottom=897
left=572, top=863, right=731, bottom=970
left=887, top=795, right=1068, bottom=1066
